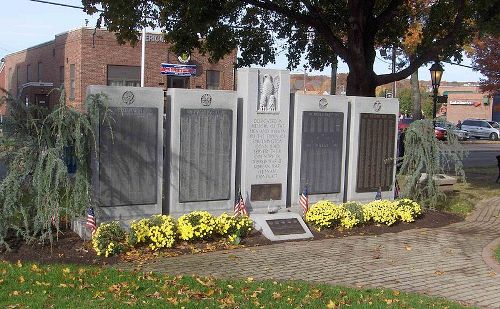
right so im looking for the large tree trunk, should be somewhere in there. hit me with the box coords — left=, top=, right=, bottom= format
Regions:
left=346, top=69, right=378, bottom=96
left=345, top=0, right=378, bottom=97
left=410, top=71, right=422, bottom=119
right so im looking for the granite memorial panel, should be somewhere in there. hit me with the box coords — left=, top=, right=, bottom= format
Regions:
left=345, top=97, right=399, bottom=202
left=237, top=68, right=290, bottom=213
left=290, top=94, right=349, bottom=206
left=167, top=89, right=237, bottom=217
left=87, top=86, right=164, bottom=222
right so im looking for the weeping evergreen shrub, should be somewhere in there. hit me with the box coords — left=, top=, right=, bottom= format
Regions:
left=397, top=119, right=467, bottom=209
left=0, top=89, right=111, bottom=251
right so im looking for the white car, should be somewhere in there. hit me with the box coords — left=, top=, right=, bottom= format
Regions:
left=461, top=119, right=500, bottom=140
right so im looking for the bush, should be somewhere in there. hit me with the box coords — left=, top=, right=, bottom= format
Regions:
left=363, top=200, right=399, bottom=226
left=129, top=215, right=176, bottom=250
left=341, top=202, right=364, bottom=228
left=92, top=221, right=126, bottom=257
left=395, top=198, right=422, bottom=222
left=178, top=211, right=217, bottom=241
left=216, top=213, right=253, bottom=243
left=305, top=201, right=346, bottom=230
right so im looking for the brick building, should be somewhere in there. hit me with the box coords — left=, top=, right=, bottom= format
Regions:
left=0, top=27, right=237, bottom=111
left=439, top=85, right=495, bottom=123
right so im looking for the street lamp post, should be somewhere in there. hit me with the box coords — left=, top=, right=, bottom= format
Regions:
left=429, top=61, right=444, bottom=124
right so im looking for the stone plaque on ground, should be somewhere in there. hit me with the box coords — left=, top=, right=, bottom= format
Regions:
left=167, top=89, right=237, bottom=217
left=87, top=86, right=164, bottom=222
left=356, top=113, right=396, bottom=192
left=179, top=109, right=232, bottom=202
left=251, top=212, right=313, bottom=241
left=237, top=68, right=290, bottom=213
left=345, top=97, right=399, bottom=202
left=290, top=94, right=349, bottom=207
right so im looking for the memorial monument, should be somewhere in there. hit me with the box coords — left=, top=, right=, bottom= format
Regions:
left=289, top=94, right=349, bottom=206
left=345, top=97, right=399, bottom=201
left=166, top=88, right=237, bottom=217
left=87, top=86, right=164, bottom=222
left=237, top=68, right=290, bottom=212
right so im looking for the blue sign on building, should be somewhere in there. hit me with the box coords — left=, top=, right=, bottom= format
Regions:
left=160, top=63, right=197, bottom=76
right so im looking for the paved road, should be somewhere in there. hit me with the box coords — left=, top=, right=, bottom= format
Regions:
left=118, top=197, right=500, bottom=309
left=462, top=142, right=500, bottom=168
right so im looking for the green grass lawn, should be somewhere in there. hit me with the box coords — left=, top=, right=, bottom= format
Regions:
left=495, top=244, right=500, bottom=263
left=0, top=261, right=474, bottom=308
left=436, top=167, right=500, bottom=216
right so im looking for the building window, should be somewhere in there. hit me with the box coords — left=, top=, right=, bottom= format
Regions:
left=107, top=65, right=140, bottom=87
left=26, top=64, right=31, bottom=83
left=59, top=66, right=64, bottom=87
left=37, top=62, right=43, bottom=81
left=69, top=64, right=75, bottom=100
left=206, top=70, right=220, bottom=90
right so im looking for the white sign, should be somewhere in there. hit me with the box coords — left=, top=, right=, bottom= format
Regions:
left=449, top=100, right=474, bottom=105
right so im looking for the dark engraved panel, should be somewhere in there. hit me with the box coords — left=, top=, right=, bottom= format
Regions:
left=99, top=107, right=158, bottom=206
left=300, top=111, right=344, bottom=194
left=356, top=113, right=396, bottom=192
left=179, top=109, right=233, bottom=202
left=266, top=218, right=307, bottom=235
left=251, top=184, right=282, bottom=201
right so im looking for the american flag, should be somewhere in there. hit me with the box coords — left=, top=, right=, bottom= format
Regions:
left=86, top=207, right=97, bottom=236
left=299, top=187, right=309, bottom=217
left=234, top=190, right=248, bottom=216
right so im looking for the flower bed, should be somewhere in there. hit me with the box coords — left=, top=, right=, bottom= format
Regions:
left=306, top=199, right=422, bottom=230
left=92, top=212, right=253, bottom=257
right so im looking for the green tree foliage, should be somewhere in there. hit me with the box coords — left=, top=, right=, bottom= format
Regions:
left=0, top=91, right=110, bottom=251
left=398, top=119, right=466, bottom=209
left=82, top=0, right=497, bottom=96
left=397, top=88, right=412, bottom=115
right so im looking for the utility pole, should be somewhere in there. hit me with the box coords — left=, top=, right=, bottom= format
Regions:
left=330, top=58, right=337, bottom=95
left=391, top=46, right=396, bottom=97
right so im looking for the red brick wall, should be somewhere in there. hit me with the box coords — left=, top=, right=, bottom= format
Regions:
left=446, top=92, right=492, bottom=123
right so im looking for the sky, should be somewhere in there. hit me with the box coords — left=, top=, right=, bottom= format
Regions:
left=0, top=0, right=485, bottom=83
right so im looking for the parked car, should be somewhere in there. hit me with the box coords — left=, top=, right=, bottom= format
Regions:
left=435, top=121, right=470, bottom=141
left=398, top=118, right=414, bottom=132
left=461, top=119, right=500, bottom=140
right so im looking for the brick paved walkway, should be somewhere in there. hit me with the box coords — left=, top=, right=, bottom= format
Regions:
left=118, top=197, right=500, bottom=309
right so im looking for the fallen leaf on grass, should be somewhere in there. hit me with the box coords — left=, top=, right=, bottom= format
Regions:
left=18, top=276, right=25, bottom=283
left=272, top=292, right=282, bottom=300
left=246, top=277, right=254, bottom=282
left=327, top=300, right=337, bottom=309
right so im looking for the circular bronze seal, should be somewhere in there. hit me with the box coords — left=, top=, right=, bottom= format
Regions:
left=122, top=91, right=135, bottom=105
left=319, top=98, right=328, bottom=109
left=201, top=94, right=212, bottom=106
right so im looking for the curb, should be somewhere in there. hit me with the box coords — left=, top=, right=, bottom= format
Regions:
left=482, top=236, right=500, bottom=274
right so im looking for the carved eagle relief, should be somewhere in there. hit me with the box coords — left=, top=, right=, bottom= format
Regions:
left=258, top=73, right=280, bottom=112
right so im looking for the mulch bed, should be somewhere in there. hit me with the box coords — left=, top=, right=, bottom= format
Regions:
left=0, top=210, right=463, bottom=266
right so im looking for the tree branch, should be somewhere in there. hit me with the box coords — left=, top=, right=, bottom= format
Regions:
left=373, top=0, right=405, bottom=31
left=301, top=1, right=348, bottom=60
left=376, top=0, right=467, bottom=85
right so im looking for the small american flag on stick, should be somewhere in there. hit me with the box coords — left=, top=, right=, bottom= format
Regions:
left=234, top=190, right=248, bottom=216
left=86, top=207, right=97, bottom=236
left=299, top=187, right=309, bottom=217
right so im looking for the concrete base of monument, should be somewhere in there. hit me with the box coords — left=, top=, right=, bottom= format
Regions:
left=419, top=173, right=457, bottom=192
left=250, top=212, right=313, bottom=242
left=71, top=217, right=93, bottom=241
